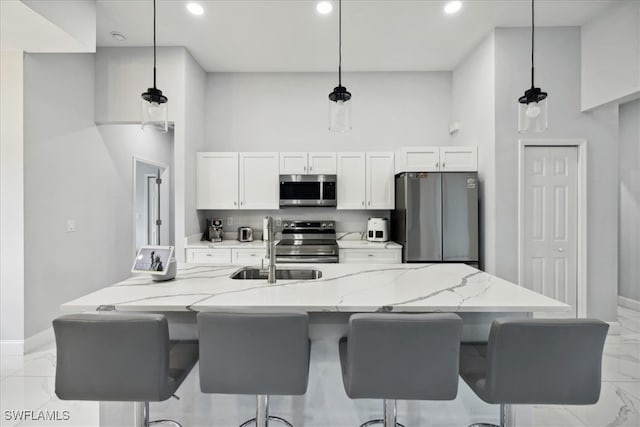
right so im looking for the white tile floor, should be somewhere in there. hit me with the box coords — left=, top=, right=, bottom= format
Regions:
left=1, top=306, right=638, bottom=427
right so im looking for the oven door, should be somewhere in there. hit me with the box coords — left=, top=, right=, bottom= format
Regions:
left=279, top=175, right=336, bottom=207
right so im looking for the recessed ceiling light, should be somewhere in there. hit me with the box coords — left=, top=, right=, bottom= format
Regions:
left=186, top=2, right=204, bottom=16
left=316, top=1, right=333, bottom=15
left=444, top=1, right=463, bottom=15
left=110, top=31, right=126, bottom=41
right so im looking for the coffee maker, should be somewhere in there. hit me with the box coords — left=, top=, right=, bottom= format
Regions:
left=207, top=218, right=224, bottom=242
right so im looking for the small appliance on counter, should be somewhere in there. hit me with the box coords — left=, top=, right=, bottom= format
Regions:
left=203, top=218, right=224, bottom=243
left=367, top=217, right=389, bottom=242
left=238, top=226, right=254, bottom=242
left=132, top=246, right=176, bottom=282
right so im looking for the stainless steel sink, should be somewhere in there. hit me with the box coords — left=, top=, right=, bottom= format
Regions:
left=230, top=267, right=322, bottom=280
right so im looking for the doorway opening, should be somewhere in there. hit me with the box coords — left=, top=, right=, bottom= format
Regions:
left=134, top=158, right=170, bottom=254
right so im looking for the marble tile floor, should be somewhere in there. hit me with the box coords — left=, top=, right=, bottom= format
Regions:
left=1, top=306, right=638, bottom=427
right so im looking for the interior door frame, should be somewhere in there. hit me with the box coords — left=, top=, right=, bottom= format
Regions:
left=518, top=139, right=588, bottom=318
left=132, top=156, right=170, bottom=257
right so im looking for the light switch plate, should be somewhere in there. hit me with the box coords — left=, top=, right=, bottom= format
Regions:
left=226, top=217, right=233, bottom=226
left=66, top=220, right=76, bottom=232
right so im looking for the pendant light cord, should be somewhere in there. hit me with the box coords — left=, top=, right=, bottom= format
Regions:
left=153, top=0, right=157, bottom=89
left=338, top=0, right=342, bottom=87
left=530, top=0, right=535, bottom=88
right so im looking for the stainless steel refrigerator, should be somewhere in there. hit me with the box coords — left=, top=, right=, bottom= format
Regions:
left=391, top=172, right=479, bottom=266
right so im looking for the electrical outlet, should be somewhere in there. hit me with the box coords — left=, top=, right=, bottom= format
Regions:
left=275, top=217, right=282, bottom=226
left=226, top=217, right=233, bottom=226
left=66, top=220, right=76, bottom=232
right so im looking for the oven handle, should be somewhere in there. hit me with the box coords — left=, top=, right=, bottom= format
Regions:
left=276, top=256, right=339, bottom=263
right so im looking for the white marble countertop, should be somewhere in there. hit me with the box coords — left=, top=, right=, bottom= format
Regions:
left=61, top=263, right=569, bottom=314
left=336, top=240, right=402, bottom=249
left=186, top=240, right=268, bottom=249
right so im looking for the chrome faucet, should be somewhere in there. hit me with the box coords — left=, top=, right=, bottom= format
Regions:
left=265, top=217, right=277, bottom=284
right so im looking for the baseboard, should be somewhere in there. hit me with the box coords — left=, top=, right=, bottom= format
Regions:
left=24, top=327, right=54, bottom=353
left=1, top=340, right=24, bottom=355
left=618, top=296, right=640, bottom=312
left=606, top=321, right=621, bottom=336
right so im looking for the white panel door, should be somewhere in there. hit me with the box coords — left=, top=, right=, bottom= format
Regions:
left=337, top=152, right=366, bottom=210
left=523, top=146, right=578, bottom=316
left=196, top=152, right=239, bottom=209
left=440, top=146, right=478, bottom=171
left=239, top=152, right=279, bottom=209
left=279, top=152, right=308, bottom=174
left=396, top=146, right=440, bottom=173
left=308, top=152, right=337, bottom=175
left=366, top=152, right=395, bottom=209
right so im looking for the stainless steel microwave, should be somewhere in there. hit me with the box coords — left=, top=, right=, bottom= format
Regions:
left=279, top=175, right=337, bottom=207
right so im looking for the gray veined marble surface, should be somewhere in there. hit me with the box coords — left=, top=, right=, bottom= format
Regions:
left=61, top=263, right=569, bottom=313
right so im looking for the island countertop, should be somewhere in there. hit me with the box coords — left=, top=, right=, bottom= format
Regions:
left=61, top=263, right=570, bottom=313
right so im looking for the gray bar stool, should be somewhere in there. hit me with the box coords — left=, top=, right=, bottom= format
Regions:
left=53, top=312, right=199, bottom=427
left=459, top=318, right=609, bottom=427
left=197, top=311, right=310, bottom=427
left=339, top=313, right=463, bottom=427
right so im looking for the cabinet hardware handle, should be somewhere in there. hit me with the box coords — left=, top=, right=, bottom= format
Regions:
left=240, top=201, right=243, bottom=206
left=442, top=162, right=445, bottom=168
left=309, top=166, right=313, bottom=171
left=368, top=254, right=373, bottom=257
left=368, top=201, right=371, bottom=206
left=234, top=201, right=237, bottom=206
left=436, top=162, right=439, bottom=168
left=362, top=201, right=364, bottom=206
left=304, top=166, right=307, bottom=171
left=206, top=254, right=212, bottom=257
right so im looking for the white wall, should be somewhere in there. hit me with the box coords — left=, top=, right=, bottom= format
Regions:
left=451, top=31, right=496, bottom=273
left=581, top=0, right=640, bottom=111
left=0, top=50, right=25, bottom=354
left=494, top=27, right=620, bottom=321
left=205, top=71, right=452, bottom=151
left=619, top=99, right=640, bottom=301
left=23, top=53, right=173, bottom=337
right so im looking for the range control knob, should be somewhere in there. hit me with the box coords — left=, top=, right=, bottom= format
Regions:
left=283, top=223, right=289, bottom=228
left=321, top=223, right=326, bottom=228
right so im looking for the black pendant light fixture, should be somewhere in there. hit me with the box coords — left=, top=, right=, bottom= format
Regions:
left=328, top=0, right=352, bottom=132
left=141, top=0, right=168, bottom=133
left=518, top=0, right=548, bottom=133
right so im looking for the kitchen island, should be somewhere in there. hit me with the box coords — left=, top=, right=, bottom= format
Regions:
left=62, top=263, right=569, bottom=427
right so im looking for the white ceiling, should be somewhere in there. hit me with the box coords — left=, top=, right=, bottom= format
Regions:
left=97, top=0, right=617, bottom=72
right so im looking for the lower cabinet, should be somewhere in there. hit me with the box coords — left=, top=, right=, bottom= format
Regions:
left=231, top=248, right=265, bottom=265
left=339, top=248, right=402, bottom=264
left=186, top=248, right=231, bottom=264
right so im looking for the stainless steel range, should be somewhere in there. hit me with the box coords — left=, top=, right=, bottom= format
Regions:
left=276, top=220, right=339, bottom=263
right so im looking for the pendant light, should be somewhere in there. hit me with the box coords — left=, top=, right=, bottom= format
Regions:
left=328, top=0, right=351, bottom=132
left=141, top=0, right=168, bottom=133
left=518, top=0, right=548, bottom=133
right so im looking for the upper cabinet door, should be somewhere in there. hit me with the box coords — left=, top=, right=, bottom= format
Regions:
left=279, top=152, right=308, bottom=175
left=439, top=146, right=478, bottom=171
left=337, top=152, right=366, bottom=210
left=196, top=152, right=239, bottom=209
left=308, top=152, right=337, bottom=175
left=396, top=146, right=440, bottom=173
left=239, top=152, right=279, bottom=209
left=366, top=152, right=395, bottom=209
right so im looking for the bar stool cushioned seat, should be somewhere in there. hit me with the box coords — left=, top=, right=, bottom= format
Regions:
left=53, top=312, right=198, bottom=426
left=459, top=318, right=608, bottom=427
left=339, top=313, right=463, bottom=426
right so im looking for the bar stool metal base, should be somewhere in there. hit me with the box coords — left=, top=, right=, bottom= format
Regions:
left=239, top=395, right=293, bottom=427
left=143, top=402, right=182, bottom=427
left=360, top=399, right=405, bottom=427
left=467, top=403, right=515, bottom=427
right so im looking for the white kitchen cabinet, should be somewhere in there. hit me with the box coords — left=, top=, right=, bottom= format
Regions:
left=308, top=152, right=337, bottom=174
left=339, top=248, right=402, bottom=264
left=280, top=152, right=336, bottom=175
left=239, top=152, right=279, bottom=209
left=279, top=152, right=308, bottom=174
left=395, top=146, right=440, bottom=173
left=337, top=152, right=366, bottom=209
left=231, top=248, right=265, bottom=265
left=186, top=248, right=231, bottom=264
left=439, top=146, right=478, bottom=172
left=366, top=152, right=395, bottom=209
left=196, top=152, right=239, bottom=209
left=395, top=146, right=477, bottom=173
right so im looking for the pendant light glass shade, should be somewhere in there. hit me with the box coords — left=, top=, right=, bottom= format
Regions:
left=328, top=0, right=351, bottom=132
left=329, top=86, right=351, bottom=132
left=141, top=88, right=168, bottom=132
left=518, top=0, right=548, bottom=133
left=141, top=0, right=169, bottom=133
